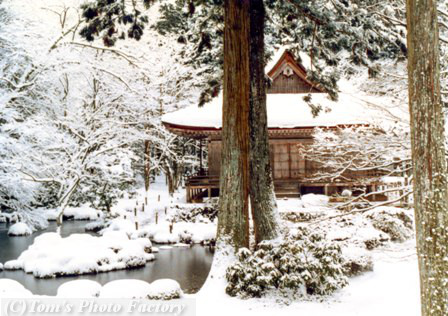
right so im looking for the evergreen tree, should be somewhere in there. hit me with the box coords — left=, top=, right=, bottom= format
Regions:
left=406, top=0, right=448, bottom=315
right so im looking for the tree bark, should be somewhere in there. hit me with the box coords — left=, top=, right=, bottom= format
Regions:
left=217, top=0, right=250, bottom=249
left=406, top=1, right=448, bottom=315
left=248, top=0, right=280, bottom=244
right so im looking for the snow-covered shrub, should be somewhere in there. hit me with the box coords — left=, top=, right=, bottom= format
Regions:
left=147, top=279, right=183, bottom=300
left=8, top=222, right=32, bottom=236
left=281, top=211, right=324, bottom=223
left=171, top=205, right=218, bottom=223
left=365, top=207, right=413, bottom=242
left=301, top=194, right=330, bottom=208
left=100, top=280, right=152, bottom=298
left=225, top=228, right=348, bottom=298
left=57, top=280, right=102, bottom=298
left=341, top=247, right=374, bottom=276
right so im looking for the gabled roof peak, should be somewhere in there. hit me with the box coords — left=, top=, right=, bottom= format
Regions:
left=267, top=50, right=324, bottom=94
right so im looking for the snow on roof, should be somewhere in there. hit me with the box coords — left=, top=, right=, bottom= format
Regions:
left=162, top=92, right=374, bottom=130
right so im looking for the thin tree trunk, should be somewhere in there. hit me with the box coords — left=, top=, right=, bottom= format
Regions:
left=217, top=0, right=250, bottom=249
left=248, top=0, right=280, bottom=244
left=144, top=139, right=151, bottom=193
left=406, top=1, right=448, bottom=315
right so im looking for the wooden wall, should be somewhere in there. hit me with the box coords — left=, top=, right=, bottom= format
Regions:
left=268, top=73, right=321, bottom=94
left=208, top=140, right=222, bottom=176
left=208, top=138, right=312, bottom=178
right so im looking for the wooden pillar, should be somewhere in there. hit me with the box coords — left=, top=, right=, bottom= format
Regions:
left=199, top=139, right=203, bottom=174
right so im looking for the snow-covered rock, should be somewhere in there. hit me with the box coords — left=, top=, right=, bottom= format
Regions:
left=0, top=279, right=33, bottom=298
left=8, top=222, right=32, bottom=236
left=9, top=232, right=155, bottom=278
left=301, top=194, right=330, bottom=207
left=0, top=263, right=3, bottom=271
left=57, top=280, right=102, bottom=298
left=147, top=279, right=183, bottom=300
left=100, top=280, right=152, bottom=298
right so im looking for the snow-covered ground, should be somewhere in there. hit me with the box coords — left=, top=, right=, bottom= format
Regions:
left=196, top=240, right=419, bottom=316
left=96, top=176, right=217, bottom=245
left=0, top=176, right=421, bottom=314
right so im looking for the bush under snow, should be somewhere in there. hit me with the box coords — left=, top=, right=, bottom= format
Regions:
left=100, top=280, right=152, bottom=298
left=301, top=194, right=330, bottom=208
left=147, top=279, right=183, bottom=300
left=57, top=280, right=102, bottom=298
left=44, top=206, right=102, bottom=221
left=8, top=222, right=32, bottom=236
left=226, top=228, right=348, bottom=298
left=4, top=231, right=155, bottom=277
left=365, top=207, right=414, bottom=242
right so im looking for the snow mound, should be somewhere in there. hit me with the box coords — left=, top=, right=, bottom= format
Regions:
left=8, top=232, right=155, bottom=278
left=0, top=263, right=3, bottom=271
left=0, top=279, right=33, bottom=298
left=301, top=194, right=330, bottom=207
left=147, top=279, right=183, bottom=300
left=57, top=280, right=102, bottom=298
left=100, top=279, right=152, bottom=298
left=8, top=222, right=32, bottom=236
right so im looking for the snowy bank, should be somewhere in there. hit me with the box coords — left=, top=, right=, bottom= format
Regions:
left=4, top=231, right=155, bottom=277
left=0, top=279, right=33, bottom=298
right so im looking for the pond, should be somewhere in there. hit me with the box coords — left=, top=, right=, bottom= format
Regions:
left=0, top=221, right=214, bottom=296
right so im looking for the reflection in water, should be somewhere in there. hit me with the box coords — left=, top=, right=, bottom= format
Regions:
left=0, top=221, right=214, bottom=296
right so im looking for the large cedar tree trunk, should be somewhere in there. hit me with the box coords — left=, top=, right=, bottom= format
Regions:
left=217, top=0, right=250, bottom=248
left=406, top=1, right=448, bottom=315
left=248, top=0, right=280, bottom=244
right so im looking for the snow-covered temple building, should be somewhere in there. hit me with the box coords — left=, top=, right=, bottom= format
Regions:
left=162, top=50, right=386, bottom=202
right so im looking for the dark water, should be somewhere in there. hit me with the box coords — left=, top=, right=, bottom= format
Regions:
left=0, top=221, right=214, bottom=296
